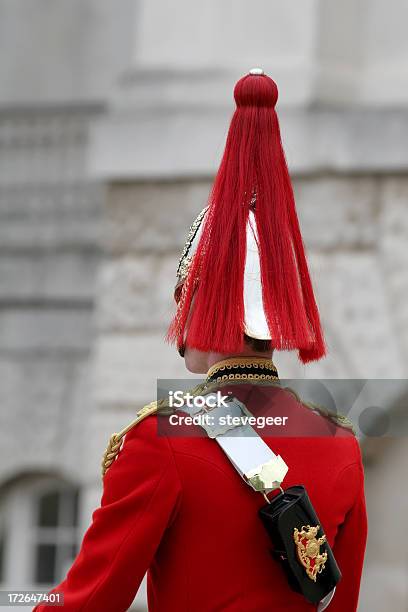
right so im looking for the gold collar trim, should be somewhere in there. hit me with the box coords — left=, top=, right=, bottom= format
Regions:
left=206, top=356, right=278, bottom=385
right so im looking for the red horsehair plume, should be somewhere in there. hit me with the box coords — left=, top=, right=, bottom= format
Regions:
left=167, top=72, right=326, bottom=363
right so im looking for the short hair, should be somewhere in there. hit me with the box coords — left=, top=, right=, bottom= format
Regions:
left=243, top=333, right=272, bottom=353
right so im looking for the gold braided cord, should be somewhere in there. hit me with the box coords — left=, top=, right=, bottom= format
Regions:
left=101, top=401, right=158, bottom=478
left=101, top=433, right=122, bottom=477
left=101, top=384, right=211, bottom=477
left=283, top=386, right=355, bottom=433
left=210, top=372, right=278, bottom=384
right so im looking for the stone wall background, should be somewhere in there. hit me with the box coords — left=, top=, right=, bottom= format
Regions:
left=0, top=1, right=407, bottom=610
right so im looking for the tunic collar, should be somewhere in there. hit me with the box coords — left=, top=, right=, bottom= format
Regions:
left=205, top=356, right=278, bottom=385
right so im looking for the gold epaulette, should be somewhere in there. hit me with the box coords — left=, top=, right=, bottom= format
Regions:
left=284, top=387, right=356, bottom=434
left=101, top=401, right=158, bottom=478
left=101, top=382, right=209, bottom=479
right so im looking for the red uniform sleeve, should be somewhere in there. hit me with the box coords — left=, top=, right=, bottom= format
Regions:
left=34, top=418, right=182, bottom=612
left=329, top=440, right=368, bottom=612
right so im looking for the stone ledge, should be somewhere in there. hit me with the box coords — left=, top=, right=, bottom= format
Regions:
left=0, top=251, right=100, bottom=302
left=0, top=308, right=93, bottom=351
left=104, top=181, right=210, bottom=254
left=89, top=106, right=408, bottom=180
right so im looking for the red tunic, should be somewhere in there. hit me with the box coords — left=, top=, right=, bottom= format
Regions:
left=34, top=383, right=367, bottom=611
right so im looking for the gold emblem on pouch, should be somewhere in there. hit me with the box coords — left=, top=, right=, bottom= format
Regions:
left=293, top=525, right=328, bottom=581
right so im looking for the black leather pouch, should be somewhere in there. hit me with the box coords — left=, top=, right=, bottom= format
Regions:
left=258, top=485, right=341, bottom=604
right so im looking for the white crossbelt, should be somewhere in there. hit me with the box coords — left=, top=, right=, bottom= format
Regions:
left=179, top=394, right=288, bottom=492
left=179, top=393, right=335, bottom=611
